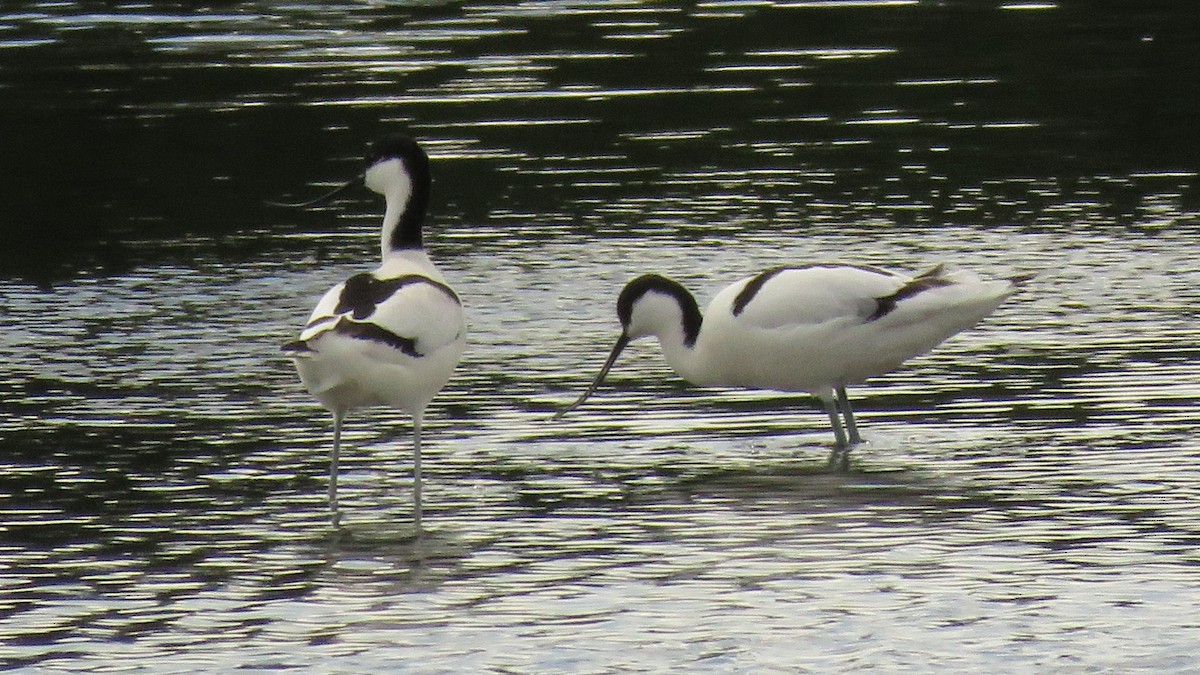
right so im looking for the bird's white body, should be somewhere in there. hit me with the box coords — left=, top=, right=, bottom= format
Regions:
left=560, top=262, right=1026, bottom=464
left=648, top=265, right=1014, bottom=397
left=282, top=134, right=464, bottom=527
left=293, top=250, right=465, bottom=417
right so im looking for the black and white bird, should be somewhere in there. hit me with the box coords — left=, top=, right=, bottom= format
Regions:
left=279, top=134, right=465, bottom=528
left=556, top=263, right=1027, bottom=467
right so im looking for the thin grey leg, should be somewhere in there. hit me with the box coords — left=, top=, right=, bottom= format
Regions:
left=823, top=397, right=848, bottom=449
left=412, top=412, right=424, bottom=532
left=836, top=385, right=862, bottom=445
left=330, top=411, right=345, bottom=528
left=824, top=397, right=851, bottom=473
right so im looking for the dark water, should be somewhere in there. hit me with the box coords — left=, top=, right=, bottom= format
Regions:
left=3, top=1, right=1200, bottom=671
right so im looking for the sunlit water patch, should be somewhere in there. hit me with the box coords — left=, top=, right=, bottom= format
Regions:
left=6, top=214, right=1200, bottom=669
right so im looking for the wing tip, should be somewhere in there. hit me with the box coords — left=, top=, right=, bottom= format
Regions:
left=282, top=339, right=316, bottom=356
left=915, top=262, right=948, bottom=279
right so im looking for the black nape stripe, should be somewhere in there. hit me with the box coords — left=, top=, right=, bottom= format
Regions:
left=334, top=273, right=459, bottom=321
left=618, top=274, right=702, bottom=347
left=731, top=263, right=895, bottom=317
left=331, top=318, right=421, bottom=357
left=366, top=134, right=431, bottom=251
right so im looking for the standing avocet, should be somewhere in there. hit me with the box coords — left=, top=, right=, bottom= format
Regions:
left=556, top=263, right=1027, bottom=468
left=278, top=133, right=465, bottom=528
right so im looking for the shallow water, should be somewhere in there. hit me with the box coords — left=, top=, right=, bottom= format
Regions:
left=3, top=2, right=1200, bottom=672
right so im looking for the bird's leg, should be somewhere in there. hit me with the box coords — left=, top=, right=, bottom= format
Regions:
left=330, top=411, right=345, bottom=528
left=823, top=397, right=848, bottom=449
left=823, top=397, right=852, bottom=472
left=412, top=412, right=424, bottom=533
left=835, top=385, right=863, bottom=446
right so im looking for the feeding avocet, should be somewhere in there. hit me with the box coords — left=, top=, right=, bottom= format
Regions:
left=556, top=263, right=1027, bottom=468
left=277, top=133, right=465, bottom=528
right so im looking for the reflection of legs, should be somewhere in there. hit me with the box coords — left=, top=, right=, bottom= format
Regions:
left=836, top=385, right=862, bottom=446
left=824, top=393, right=852, bottom=473
left=820, top=391, right=849, bottom=475
left=330, top=411, right=345, bottom=528
left=827, top=447, right=850, bottom=472
left=824, top=397, right=850, bottom=472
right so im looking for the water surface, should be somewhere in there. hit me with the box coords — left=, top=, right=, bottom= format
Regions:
left=2, top=2, right=1200, bottom=671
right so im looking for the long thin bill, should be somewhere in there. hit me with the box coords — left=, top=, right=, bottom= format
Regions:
left=265, top=176, right=365, bottom=208
left=553, top=334, right=630, bottom=419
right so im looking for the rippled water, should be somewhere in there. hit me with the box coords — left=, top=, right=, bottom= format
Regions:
left=3, top=1, right=1200, bottom=671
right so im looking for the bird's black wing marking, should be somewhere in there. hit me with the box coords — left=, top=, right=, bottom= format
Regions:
left=334, top=273, right=460, bottom=321
left=284, top=319, right=422, bottom=357
left=731, top=266, right=789, bottom=317
left=731, top=263, right=897, bottom=317
left=289, top=273, right=458, bottom=356
left=331, top=317, right=421, bottom=357
left=869, top=266, right=953, bottom=321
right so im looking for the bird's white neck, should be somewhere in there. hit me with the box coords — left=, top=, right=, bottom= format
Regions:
left=366, top=157, right=426, bottom=258
left=655, top=326, right=710, bottom=385
left=626, top=287, right=710, bottom=385
left=379, top=182, right=422, bottom=258
left=376, top=247, right=442, bottom=280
